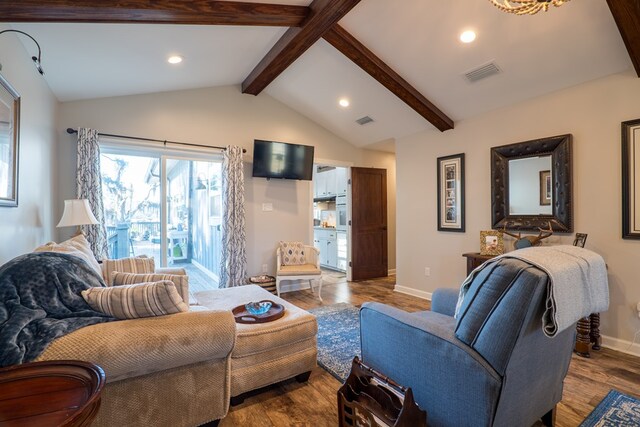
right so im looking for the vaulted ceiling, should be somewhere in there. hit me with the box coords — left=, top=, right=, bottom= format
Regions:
left=1, top=0, right=638, bottom=151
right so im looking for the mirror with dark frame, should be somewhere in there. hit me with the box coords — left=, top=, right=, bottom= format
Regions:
left=491, top=134, right=573, bottom=232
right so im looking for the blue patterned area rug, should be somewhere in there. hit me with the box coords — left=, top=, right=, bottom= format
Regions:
left=308, top=303, right=360, bottom=382
left=580, top=390, right=640, bottom=426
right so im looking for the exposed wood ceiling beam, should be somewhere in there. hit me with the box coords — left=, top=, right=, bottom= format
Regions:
left=323, top=24, right=454, bottom=132
left=242, top=0, right=361, bottom=95
left=0, top=0, right=309, bottom=27
left=606, top=0, right=640, bottom=76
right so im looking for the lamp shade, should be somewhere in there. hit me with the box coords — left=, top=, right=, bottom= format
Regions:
left=57, top=199, right=99, bottom=228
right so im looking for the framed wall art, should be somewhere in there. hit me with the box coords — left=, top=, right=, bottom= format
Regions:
left=0, top=74, right=20, bottom=208
left=539, top=170, right=551, bottom=206
left=480, top=230, right=504, bottom=256
left=622, top=118, right=640, bottom=239
left=437, top=153, right=465, bottom=232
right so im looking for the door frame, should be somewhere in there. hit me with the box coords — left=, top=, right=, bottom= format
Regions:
left=313, top=157, right=353, bottom=281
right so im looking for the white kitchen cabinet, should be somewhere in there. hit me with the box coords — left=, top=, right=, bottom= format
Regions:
left=314, top=228, right=340, bottom=270
left=336, top=167, right=348, bottom=196
left=314, top=167, right=337, bottom=198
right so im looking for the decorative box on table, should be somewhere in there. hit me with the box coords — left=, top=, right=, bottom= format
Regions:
left=338, top=357, right=427, bottom=427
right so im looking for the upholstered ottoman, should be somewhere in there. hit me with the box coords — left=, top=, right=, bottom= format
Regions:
left=194, top=285, right=318, bottom=403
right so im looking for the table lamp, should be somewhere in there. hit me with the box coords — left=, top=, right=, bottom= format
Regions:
left=57, top=199, right=99, bottom=235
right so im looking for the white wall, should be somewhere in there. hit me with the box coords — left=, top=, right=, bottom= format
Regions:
left=0, top=27, right=58, bottom=264
left=396, top=70, right=640, bottom=346
left=57, top=85, right=396, bottom=276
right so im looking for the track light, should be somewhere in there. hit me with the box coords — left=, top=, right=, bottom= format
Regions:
left=0, top=29, right=45, bottom=75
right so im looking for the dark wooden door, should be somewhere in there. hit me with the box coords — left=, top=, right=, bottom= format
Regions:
left=351, top=167, right=388, bottom=281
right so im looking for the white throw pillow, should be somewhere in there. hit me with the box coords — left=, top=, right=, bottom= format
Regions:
left=34, top=234, right=102, bottom=277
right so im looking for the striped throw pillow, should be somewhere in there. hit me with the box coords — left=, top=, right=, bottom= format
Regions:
left=81, top=281, right=188, bottom=319
left=101, top=257, right=156, bottom=285
left=112, top=272, right=189, bottom=306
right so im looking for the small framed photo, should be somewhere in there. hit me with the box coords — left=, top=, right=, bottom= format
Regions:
left=480, top=230, right=504, bottom=256
left=437, top=153, right=465, bottom=232
left=573, top=233, right=588, bottom=248
left=539, top=170, right=551, bottom=206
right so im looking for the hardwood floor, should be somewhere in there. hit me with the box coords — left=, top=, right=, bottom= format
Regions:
left=221, top=276, right=640, bottom=427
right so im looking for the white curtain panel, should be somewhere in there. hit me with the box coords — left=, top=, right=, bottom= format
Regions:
left=76, top=128, right=109, bottom=260
left=220, top=145, right=247, bottom=288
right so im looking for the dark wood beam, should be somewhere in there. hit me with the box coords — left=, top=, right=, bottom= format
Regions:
left=323, top=24, right=453, bottom=132
left=242, top=0, right=361, bottom=95
left=0, top=1, right=309, bottom=27
left=606, top=0, right=640, bottom=76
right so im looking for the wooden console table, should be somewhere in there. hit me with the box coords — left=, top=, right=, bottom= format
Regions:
left=462, top=252, right=495, bottom=275
left=0, top=360, right=105, bottom=426
left=462, top=252, right=601, bottom=358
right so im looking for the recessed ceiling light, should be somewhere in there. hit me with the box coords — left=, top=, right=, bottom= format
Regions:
left=167, top=55, right=183, bottom=64
left=460, top=30, right=476, bottom=44
left=338, top=98, right=350, bottom=108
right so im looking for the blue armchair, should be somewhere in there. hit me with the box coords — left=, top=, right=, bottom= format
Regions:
left=360, top=258, right=576, bottom=427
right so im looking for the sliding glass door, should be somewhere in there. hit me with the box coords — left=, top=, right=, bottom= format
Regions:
left=100, top=148, right=222, bottom=291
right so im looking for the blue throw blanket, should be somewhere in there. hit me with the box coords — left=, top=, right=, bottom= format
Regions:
left=0, top=252, right=115, bottom=367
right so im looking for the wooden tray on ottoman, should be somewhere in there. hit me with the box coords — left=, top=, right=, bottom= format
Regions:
left=232, top=300, right=286, bottom=324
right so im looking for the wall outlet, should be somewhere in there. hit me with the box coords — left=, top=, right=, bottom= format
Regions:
left=262, top=264, right=268, bottom=274
left=262, top=203, right=273, bottom=212
left=424, top=267, right=431, bottom=277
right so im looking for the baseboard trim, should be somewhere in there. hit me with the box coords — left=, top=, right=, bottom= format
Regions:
left=394, top=285, right=432, bottom=300
left=388, top=269, right=397, bottom=275
left=601, top=334, right=640, bottom=357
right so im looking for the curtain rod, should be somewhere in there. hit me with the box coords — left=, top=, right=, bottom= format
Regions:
left=66, top=128, right=247, bottom=153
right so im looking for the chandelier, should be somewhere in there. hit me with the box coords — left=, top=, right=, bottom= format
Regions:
left=488, top=0, right=570, bottom=15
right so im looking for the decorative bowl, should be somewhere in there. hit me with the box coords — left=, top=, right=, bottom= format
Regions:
left=245, top=301, right=272, bottom=315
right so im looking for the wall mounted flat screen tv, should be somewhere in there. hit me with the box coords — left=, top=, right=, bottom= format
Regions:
left=252, top=139, right=314, bottom=181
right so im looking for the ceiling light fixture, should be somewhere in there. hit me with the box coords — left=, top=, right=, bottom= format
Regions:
left=338, top=98, right=350, bottom=107
left=459, top=31, right=476, bottom=43
left=0, top=29, right=44, bottom=75
left=488, top=0, right=570, bottom=15
left=167, top=55, right=183, bottom=64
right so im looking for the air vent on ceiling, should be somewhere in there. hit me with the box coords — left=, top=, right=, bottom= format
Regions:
left=356, top=116, right=374, bottom=125
left=464, top=61, right=501, bottom=83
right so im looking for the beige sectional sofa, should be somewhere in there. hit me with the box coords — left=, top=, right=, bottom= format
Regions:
left=37, top=309, right=236, bottom=426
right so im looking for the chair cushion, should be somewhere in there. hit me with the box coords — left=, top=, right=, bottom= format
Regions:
left=277, top=264, right=321, bottom=276
left=34, top=234, right=102, bottom=277
left=101, top=256, right=156, bottom=285
left=111, top=272, right=189, bottom=306
left=82, top=281, right=188, bottom=319
left=279, top=241, right=306, bottom=266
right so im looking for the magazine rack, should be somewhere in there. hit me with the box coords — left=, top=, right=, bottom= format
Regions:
left=337, top=357, right=427, bottom=427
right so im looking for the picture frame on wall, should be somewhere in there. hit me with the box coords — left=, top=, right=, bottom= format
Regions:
left=0, top=74, right=20, bottom=208
left=539, top=170, right=551, bottom=206
left=622, top=118, right=640, bottom=239
left=437, top=153, right=465, bottom=232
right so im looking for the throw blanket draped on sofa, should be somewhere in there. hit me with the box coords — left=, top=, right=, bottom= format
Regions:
left=456, top=245, right=609, bottom=337
left=0, top=252, right=114, bottom=367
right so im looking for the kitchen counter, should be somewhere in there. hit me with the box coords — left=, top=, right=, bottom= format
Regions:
left=314, top=226, right=336, bottom=230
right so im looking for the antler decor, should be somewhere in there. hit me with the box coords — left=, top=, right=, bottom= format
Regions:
left=501, top=221, right=554, bottom=250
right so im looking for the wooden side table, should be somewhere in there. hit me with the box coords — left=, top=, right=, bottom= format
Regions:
left=0, top=360, right=105, bottom=426
left=462, top=252, right=496, bottom=275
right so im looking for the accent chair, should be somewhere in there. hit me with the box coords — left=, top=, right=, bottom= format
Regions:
left=275, top=242, right=322, bottom=301
left=360, top=257, right=576, bottom=427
